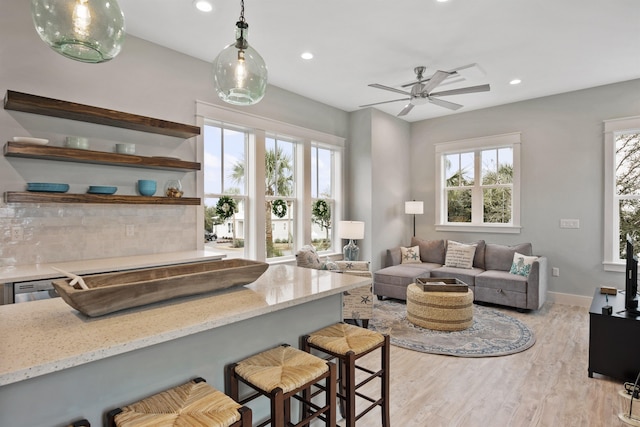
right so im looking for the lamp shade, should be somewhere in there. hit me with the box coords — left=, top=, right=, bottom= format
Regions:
left=31, top=0, right=126, bottom=63
left=339, top=221, right=365, bottom=240
left=405, top=201, right=424, bottom=215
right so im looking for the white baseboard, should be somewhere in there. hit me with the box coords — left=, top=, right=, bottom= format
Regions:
left=547, top=291, right=592, bottom=308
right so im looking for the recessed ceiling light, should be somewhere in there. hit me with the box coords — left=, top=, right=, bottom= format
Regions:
left=301, top=52, right=314, bottom=60
left=510, top=79, right=522, bottom=85
left=193, top=0, right=214, bottom=12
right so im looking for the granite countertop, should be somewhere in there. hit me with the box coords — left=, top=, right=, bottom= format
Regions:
left=0, top=249, right=226, bottom=283
left=0, top=265, right=370, bottom=387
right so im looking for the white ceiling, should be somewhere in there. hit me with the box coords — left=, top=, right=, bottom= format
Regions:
left=117, top=0, right=640, bottom=122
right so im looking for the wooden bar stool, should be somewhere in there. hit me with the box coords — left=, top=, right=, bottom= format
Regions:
left=302, top=323, right=390, bottom=427
left=106, top=377, right=251, bottom=427
left=226, top=344, right=337, bottom=427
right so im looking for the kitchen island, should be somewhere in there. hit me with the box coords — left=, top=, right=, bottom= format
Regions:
left=0, top=264, right=370, bottom=426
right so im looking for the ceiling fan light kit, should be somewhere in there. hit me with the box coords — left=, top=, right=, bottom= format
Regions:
left=212, top=0, right=268, bottom=106
left=31, top=0, right=126, bottom=63
left=360, top=65, right=490, bottom=117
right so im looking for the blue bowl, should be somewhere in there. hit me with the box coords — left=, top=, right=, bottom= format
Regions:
left=137, top=180, right=156, bottom=196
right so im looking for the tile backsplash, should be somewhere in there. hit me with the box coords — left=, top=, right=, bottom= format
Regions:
left=0, top=204, right=197, bottom=266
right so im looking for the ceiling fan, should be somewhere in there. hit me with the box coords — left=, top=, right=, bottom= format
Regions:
left=359, top=66, right=490, bottom=117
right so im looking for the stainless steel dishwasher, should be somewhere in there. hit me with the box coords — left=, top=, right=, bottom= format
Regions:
left=3, top=278, right=62, bottom=304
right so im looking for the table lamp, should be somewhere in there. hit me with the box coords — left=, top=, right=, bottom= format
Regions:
left=405, top=201, right=424, bottom=237
left=339, top=220, right=365, bottom=261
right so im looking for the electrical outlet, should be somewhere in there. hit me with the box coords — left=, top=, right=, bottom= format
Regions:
left=560, top=219, right=580, bottom=229
left=552, top=267, right=560, bottom=277
left=125, top=224, right=135, bottom=237
left=11, top=226, right=23, bottom=241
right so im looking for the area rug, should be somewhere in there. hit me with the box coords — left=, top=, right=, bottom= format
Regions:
left=368, top=299, right=535, bottom=357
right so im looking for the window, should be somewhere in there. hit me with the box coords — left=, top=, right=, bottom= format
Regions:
left=197, top=101, right=345, bottom=262
left=203, top=124, right=248, bottom=259
left=435, top=132, right=521, bottom=233
left=604, top=116, right=640, bottom=271
left=311, top=144, right=336, bottom=251
left=265, top=135, right=297, bottom=260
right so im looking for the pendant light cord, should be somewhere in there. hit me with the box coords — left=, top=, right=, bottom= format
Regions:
left=239, top=0, right=245, bottom=24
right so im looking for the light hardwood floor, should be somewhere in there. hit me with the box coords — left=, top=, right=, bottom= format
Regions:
left=353, top=301, right=634, bottom=427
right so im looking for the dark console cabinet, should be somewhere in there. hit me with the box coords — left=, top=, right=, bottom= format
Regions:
left=589, top=289, right=640, bottom=382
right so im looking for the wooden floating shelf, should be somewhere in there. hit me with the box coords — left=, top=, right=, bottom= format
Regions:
left=4, top=90, right=201, bottom=139
left=5, top=192, right=201, bottom=205
left=4, top=142, right=201, bottom=171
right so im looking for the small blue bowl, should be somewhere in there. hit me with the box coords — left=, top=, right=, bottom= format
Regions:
left=137, top=180, right=156, bottom=196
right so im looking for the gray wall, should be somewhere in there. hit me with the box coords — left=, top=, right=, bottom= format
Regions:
left=408, top=78, right=640, bottom=298
left=0, top=0, right=349, bottom=266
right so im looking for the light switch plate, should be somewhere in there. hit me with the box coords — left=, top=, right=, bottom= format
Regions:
left=560, top=219, right=580, bottom=229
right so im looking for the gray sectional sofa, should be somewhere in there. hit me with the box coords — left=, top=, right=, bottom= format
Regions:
left=373, top=237, right=547, bottom=311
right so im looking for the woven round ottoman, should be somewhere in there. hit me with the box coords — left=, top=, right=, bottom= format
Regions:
left=406, top=283, right=474, bottom=331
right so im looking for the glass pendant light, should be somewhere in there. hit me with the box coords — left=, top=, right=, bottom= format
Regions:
left=31, top=0, right=126, bottom=63
left=212, top=0, right=267, bottom=105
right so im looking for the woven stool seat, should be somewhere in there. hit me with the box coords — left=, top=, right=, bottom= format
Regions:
left=306, top=322, right=384, bottom=355
left=407, top=283, right=474, bottom=331
left=227, top=344, right=336, bottom=427
left=234, top=344, right=329, bottom=394
left=108, top=378, right=249, bottom=427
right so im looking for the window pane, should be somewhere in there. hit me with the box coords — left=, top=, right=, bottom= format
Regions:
left=203, top=125, right=222, bottom=194
left=312, top=146, right=332, bottom=198
left=444, top=153, right=460, bottom=186
left=204, top=197, right=245, bottom=259
left=620, top=198, right=640, bottom=258
left=460, top=152, right=474, bottom=185
left=483, top=188, right=512, bottom=223
left=267, top=199, right=295, bottom=259
left=616, top=132, right=640, bottom=196
left=312, top=199, right=332, bottom=250
left=482, top=148, right=513, bottom=185
left=224, top=129, right=246, bottom=195
left=265, top=137, right=295, bottom=197
left=447, top=189, right=471, bottom=222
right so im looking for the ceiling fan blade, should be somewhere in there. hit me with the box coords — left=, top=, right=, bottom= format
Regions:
left=422, top=70, right=451, bottom=94
left=359, top=97, right=411, bottom=108
left=397, top=103, right=414, bottom=117
left=428, top=97, right=463, bottom=111
left=429, top=84, right=491, bottom=97
left=368, top=83, right=412, bottom=96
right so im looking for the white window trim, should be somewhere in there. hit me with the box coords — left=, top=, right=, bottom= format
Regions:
left=435, top=132, right=522, bottom=233
left=195, top=100, right=345, bottom=260
left=603, top=115, right=640, bottom=272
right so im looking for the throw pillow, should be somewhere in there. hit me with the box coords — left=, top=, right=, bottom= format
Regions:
left=510, top=252, right=538, bottom=276
left=400, top=246, right=422, bottom=264
left=295, top=245, right=323, bottom=270
left=444, top=240, right=477, bottom=269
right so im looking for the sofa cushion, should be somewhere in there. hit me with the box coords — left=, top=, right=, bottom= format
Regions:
left=472, top=240, right=486, bottom=270
left=484, top=243, right=533, bottom=271
left=411, top=237, right=445, bottom=264
left=509, top=252, right=538, bottom=276
left=401, top=246, right=421, bottom=264
left=430, top=266, right=484, bottom=287
left=296, top=245, right=322, bottom=269
left=476, top=270, right=528, bottom=293
left=374, top=263, right=438, bottom=286
left=444, top=240, right=477, bottom=269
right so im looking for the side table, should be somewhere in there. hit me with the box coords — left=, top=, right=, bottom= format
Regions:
left=589, top=288, right=640, bottom=381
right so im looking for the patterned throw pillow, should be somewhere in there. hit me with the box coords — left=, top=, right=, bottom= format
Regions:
left=510, top=252, right=538, bottom=276
left=334, top=260, right=370, bottom=271
left=444, top=240, right=477, bottom=269
left=295, top=245, right=323, bottom=269
left=400, top=246, right=422, bottom=264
